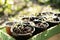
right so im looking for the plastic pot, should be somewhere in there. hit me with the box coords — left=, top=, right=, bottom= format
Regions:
left=10, top=24, right=35, bottom=40
left=5, top=21, right=17, bottom=35
left=33, top=22, right=49, bottom=35
left=47, top=17, right=60, bottom=24
left=47, top=17, right=60, bottom=28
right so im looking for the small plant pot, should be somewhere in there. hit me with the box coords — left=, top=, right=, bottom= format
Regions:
left=33, top=22, right=49, bottom=35
left=11, top=27, right=35, bottom=36
left=5, top=21, right=16, bottom=35
left=33, top=19, right=49, bottom=29
left=47, top=22, right=58, bottom=28
left=47, top=17, right=60, bottom=28
left=47, top=17, right=60, bottom=27
left=11, top=24, right=35, bottom=40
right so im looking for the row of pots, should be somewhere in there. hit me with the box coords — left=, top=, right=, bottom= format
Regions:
left=37, top=12, right=60, bottom=23
left=5, top=21, right=49, bottom=36
left=4, top=12, right=60, bottom=40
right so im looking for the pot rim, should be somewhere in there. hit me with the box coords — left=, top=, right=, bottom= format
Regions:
left=10, top=26, right=35, bottom=36
left=35, top=22, right=49, bottom=28
left=48, top=21, right=60, bottom=23
left=47, top=17, right=60, bottom=23
left=4, top=21, right=20, bottom=27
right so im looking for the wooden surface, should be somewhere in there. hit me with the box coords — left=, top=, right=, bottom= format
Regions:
left=48, top=33, right=60, bottom=40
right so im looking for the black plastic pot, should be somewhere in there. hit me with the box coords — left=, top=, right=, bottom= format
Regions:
left=33, top=22, right=49, bottom=35
left=47, top=17, right=60, bottom=28
left=50, top=18, right=60, bottom=23
left=10, top=23, right=35, bottom=40
left=47, top=17, right=60, bottom=25
left=47, top=22, right=58, bottom=28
